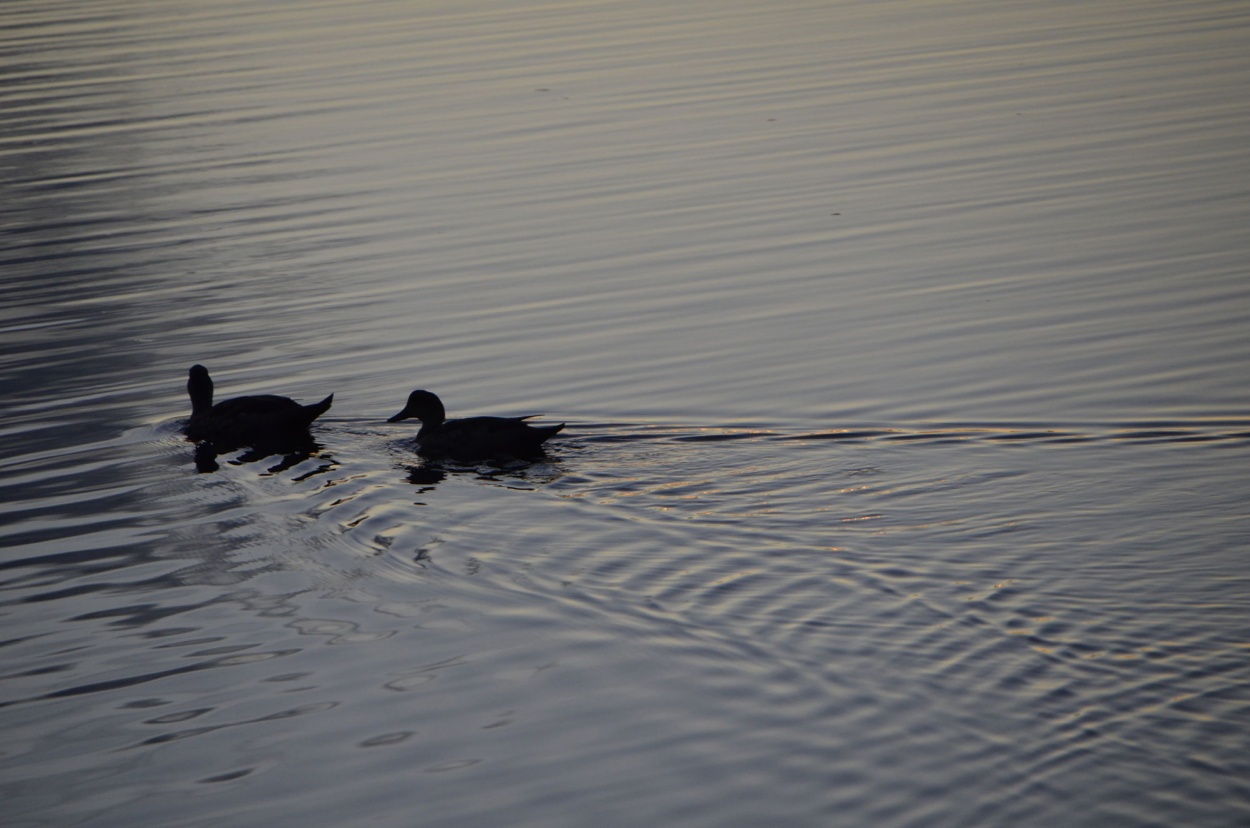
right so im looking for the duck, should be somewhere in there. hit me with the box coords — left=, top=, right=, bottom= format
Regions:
left=387, top=389, right=564, bottom=460
left=184, top=364, right=333, bottom=449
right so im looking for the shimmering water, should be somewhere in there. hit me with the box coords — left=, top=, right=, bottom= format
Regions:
left=3, top=1, right=1249, bottom=826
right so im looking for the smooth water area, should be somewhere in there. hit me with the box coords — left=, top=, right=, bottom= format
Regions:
left=3, top=1, right=1249, bottom=825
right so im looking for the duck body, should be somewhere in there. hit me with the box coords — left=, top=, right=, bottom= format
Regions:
left=388, top=389, right=563, bottom=460
left=185, top=364, right=333, bottom=449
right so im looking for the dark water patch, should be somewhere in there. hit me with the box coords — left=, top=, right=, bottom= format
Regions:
left=199, top=767, right=256, bottom=783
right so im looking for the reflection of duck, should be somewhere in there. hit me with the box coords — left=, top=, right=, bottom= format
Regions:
left=387, top=389, right=563, bottom=460
left=184, top=364, right=333, bottom=449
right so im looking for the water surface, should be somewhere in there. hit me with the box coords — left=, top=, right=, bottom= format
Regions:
left=3, top=1, right=1249, bottom=826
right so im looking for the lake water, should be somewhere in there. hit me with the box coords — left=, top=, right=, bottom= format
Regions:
left=3, top=1, right=1249, bottom=825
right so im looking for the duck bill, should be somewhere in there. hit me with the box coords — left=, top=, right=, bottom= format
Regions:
left=387, top=408, right=411, bottom=423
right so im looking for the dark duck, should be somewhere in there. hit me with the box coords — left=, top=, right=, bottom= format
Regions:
left=387, top=389, right=563, bottom=460
left=184, top=364, right=333, bottom=451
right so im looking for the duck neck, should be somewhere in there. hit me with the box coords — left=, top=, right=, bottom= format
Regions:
left=422, top=396, right=446, bottom=429
left=188, top=372, right=214, bottom=414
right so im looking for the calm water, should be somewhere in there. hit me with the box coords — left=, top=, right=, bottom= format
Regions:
left=3, top=1, right=1249, bottom=826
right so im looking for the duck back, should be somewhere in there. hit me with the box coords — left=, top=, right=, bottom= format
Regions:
left=418, top=416, right=564, bottom=460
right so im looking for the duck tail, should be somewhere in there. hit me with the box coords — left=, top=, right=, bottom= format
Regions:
left=303, top=393, right=334, bottom=423
left=539, top=422, right=565, bottom=441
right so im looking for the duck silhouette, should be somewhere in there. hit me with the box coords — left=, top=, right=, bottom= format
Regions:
left=184, top=364, right=333, bottom=451
left=387, top=389, right=563, bottom=460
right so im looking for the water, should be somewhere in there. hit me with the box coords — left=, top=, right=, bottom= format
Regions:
left=3, top=1, right=1249, bottom=825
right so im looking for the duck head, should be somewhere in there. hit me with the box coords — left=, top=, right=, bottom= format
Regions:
left=188, top=364, right=214, bottom=413
left=388, top=389, right=446, bottom=425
